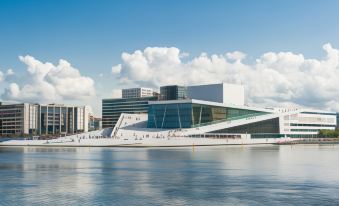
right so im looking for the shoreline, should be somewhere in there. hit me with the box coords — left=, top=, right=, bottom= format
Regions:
left=276, top=138, right=339, bottom=145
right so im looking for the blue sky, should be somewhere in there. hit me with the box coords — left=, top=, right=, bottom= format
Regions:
left=1, top=0, right=339, bottom=68
left=1, top=0, right=339, bottom=115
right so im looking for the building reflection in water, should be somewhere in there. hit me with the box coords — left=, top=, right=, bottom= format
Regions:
left=1, top=145, right=339, bottom=205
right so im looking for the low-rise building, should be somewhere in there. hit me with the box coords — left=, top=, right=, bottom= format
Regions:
left=0, top=103, right=33, bottom=136
left=0, top=103, right=89, bottom=137
left=88, top=115, right=102, bottom=131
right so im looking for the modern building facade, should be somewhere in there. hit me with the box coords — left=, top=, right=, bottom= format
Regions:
left=147, top=99, right=337, bottom=138
left=38, top=104, right=89, bottom=135
left=88, top=115, right=102, bottom=131
left=187, top=83, right=245, bottom=105
left=0, top=103, right=33, bottom=136
left=159, top=83, right=244, bottom=104
left=147, top=99, right=269, bottom=129
left=38, top=104, right=88, bottom=134
left=160, top=85, right=188, bottom=100
left=102, top=96, right=158, bottom=128
left=0, top=103, right=89, bottom=137
left=102, top=82, right=337, bottom=138
left=122, top=87, right=153, bottom=99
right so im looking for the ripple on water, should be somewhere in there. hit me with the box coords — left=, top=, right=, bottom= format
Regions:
left=0, top=145, right=339, bottom=205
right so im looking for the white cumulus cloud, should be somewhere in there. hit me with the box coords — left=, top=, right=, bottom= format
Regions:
left=111, top=64, right=122, bottom=74
left=6, top=69, right=15, bottom=75
left=226, top=51, right=246, bottom=61
left=0, top=70, right=3, bottom=82
left=112, top=44, right=339, bottom=111
left=2, top=55, right=95, bottom=103
left=111, top=89, right=122, bottom=98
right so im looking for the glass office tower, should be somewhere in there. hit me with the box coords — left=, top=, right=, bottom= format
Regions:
left=102, top=96, right=158, bottom=128
left=160, top=85, right=188, bottom=100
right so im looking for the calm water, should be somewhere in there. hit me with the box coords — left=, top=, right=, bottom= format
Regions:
left=1, top=145, right=339, bottom=206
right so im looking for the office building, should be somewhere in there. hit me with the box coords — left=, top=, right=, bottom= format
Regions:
left=88, top=115, right=102, bottom=131
left=102, top=96, right=158, bottom=128
left=38, top=104, right=89, bottom=135
left=0, top=103, right=89, bottom=137
left=152, top=91, right=160, bottom=100
left=122, top=87, right=153, bottom=99
left=160, top=85, right=188, bottom=100
left=0, top=103, right=34, bottom=136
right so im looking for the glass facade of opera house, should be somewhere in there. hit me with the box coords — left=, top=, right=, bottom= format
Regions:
left=147, top=101, right=268, bottom=129
left=147, top=100, right=337, bottom=138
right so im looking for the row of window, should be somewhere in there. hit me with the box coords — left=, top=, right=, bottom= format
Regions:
left=251, top=133, right=318, bottom=138
left=290, top=129, right=319, bottom=132
left=301, top=112, right=337, bottom=116
left=290, top=123, right=335, bottom=127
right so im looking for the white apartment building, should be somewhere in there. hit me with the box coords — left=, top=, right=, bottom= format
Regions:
left=122, top=87, right=153, bottom=98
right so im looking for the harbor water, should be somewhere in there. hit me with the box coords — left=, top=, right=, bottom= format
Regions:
left=0, top=145, right=339, bottom=205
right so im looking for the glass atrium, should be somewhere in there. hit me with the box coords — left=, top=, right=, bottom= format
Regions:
left=147, top=102, right=268, bottom=129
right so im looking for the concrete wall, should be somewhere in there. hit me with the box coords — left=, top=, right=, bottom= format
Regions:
left=23, top=103, right=30, bottom=134
left=84, top=106, right=89, bottom=132
left=222, top=83, right=245, bottom=105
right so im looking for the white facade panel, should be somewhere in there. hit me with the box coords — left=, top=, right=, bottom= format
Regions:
left=279, top=110, right=337, bottom=137
left=84, top=106, right=89, bottom=132
left=223, top=83, right=245, bottom=106
left=23, top=103, right=30, bottom=134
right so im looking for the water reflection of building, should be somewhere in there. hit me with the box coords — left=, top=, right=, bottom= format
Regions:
left=0, top=102, right=89, bottom=136
left=20, top=147, right=96, bottom=205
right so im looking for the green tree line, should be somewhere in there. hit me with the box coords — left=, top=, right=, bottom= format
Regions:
left=318, top=128, right=339, bottom=138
